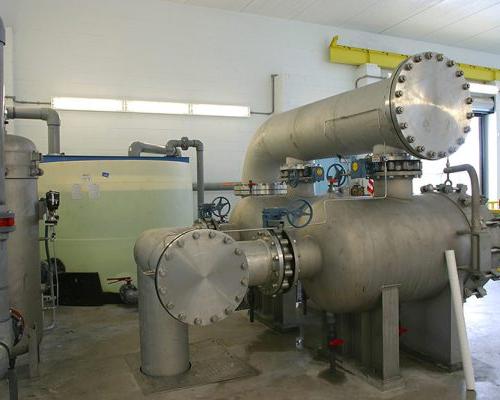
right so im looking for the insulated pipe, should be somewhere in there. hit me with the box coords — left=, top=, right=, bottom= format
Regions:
left=0, top=16, right=13, bottom=380
left=5, top=107, right=61, bottom=154
left=445, top=250, right=475, bottom=391
left=167, top=138, right=204, bottom=208
left=242, top=52, right=472, bottom=183
left=128, top=141, right=178, bottom=157
left=443, top=164, right=481, bottom=270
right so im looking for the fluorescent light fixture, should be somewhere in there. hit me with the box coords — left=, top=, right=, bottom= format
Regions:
left=51, top=97, right=250, bottom=117
left=191, top=103, right=250, bottom=117
left=469, top=83, right=498, bottom=95
left=52, top=97, right=124, bottom=112
left=125, top=100, right=190, bottom=115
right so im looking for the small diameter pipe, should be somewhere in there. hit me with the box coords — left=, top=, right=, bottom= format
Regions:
left=6, top=107, right=61, bottom=154
left=445, top=250, right=475, bottom=392
left=128, top=141, right=178, bottom=157
left=443, top=164, right=481, bottom=270
left=167, top=138, right=204, bottom=209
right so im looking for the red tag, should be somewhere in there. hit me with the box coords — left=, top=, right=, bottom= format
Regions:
left=399, top=326, right=409, bottom=336
left=0, top=217, right=15, bottom=227
left=328, top=338, right=345, bottom=347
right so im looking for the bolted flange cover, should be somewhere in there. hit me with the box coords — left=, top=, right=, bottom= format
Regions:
left=155, top=229, right=249, bottom=327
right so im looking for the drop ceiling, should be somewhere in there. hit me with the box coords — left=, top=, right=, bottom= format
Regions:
left=169, top=0, right=500, bottom=53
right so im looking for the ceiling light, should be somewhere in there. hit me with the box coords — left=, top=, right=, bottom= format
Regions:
left=52, top=97, right=124, bottom=112
left=468, top=83, right=498, bottom=95
left=191, top=104, right=250, bottom=117
left=126, top=100, right=190, bottom=115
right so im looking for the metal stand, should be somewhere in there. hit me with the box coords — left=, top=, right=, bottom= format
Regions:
left=253, top=289, right=300, bottom=332
left=303, top=284, right=403, bottom=391
left=400, top=285, right=461, bottom=369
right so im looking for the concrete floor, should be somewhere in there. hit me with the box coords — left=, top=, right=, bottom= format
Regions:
left=8, top=281, right=500, bottom=400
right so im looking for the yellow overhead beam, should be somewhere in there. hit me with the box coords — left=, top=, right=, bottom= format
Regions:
left=329, top=36, right=500, bottom=82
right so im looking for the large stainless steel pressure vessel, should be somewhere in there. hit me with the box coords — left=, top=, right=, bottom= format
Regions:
left=5, top=134, right=43, bottom=356
left=243, top=52, right=473, bottom=183
left=230, top=193, right=473, bottom=313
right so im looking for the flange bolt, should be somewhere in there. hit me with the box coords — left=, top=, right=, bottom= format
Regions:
left=456, top=70, right=464, bottom=77
left=416, top=145, right=425, bottom=153
left=457, top=137, right=465, bottom=145
left=438, top=151, right=447, bottom=158
left=194, top=318, right=202, bottom=325
left=466, top=112, right=474, bottom=119
left=223, top=236, right=232, bottom=244
left=234, top=248, right=242, bottom=256
left=406, top=135, right=415, bottom=143
left=405, top=63, right=413, bottom=70
left=462, top=83, right=470, bottom=90
left=210, top=315, right=219, bottom=323
left=424, top=52, right=433, bottom=59
left=436, top=54, right=444, bottom=61
left=464, top=126, right=471, bottom=133
left=192, top=232, right=200, bottom=240
left=448, top=146, right=457, bottom=154
left=427, top=151, right=436, bottom=158
left=465, top=97, right=473, bottom=104
left=400, top=122, right=408, bottom=129
left=396, top=106, right=404, bottom=114
left=178, top=313, right=186, bottom=321
left=413, top=55, right=422, bottom=62
left=177, top=239, right=184, bottom=248
left=209, top=231, right=216, bottom=239
left=240, top=262, right=247, bottom=270
left=398, top=75, right=406, bottom=83
left=447, top=60, right=455, bottom=67
left=395, top=90, right=403, bottom=97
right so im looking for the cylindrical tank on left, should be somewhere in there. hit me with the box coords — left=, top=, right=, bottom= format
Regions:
left=38, top=155, right=193, bottom=293
left=5, top=134, right=43, bottom=356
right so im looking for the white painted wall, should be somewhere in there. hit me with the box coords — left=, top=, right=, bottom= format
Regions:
left=0, top=0, right=499, bottom=201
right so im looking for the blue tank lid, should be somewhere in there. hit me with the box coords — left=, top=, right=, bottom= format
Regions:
left=41, top=155, right=189, bottom=163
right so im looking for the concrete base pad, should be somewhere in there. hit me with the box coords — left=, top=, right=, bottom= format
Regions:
left=126, top=338, right=259, bottom=395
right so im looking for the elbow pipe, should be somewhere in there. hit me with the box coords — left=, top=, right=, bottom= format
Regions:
left=129, top=137, right=205, bottom=209
left=444, top=164, right=482, bottom=271
left=128, top=141, right=178, bottom=157
left=6, top=107, right=61, bottom=154
left=167, top=138, right=204, bottom=208
left=443, top=164, right=481, bottom=235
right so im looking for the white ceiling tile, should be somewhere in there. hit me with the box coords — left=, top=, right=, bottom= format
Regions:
left=384, top=0, right=500, bottom=37
left=339, top=0, right=444, bottom=32
left=241, top=0, right=316, bottom=19
left=183, top=0, right=253, bottom=11
left=165, top=0, right=500, bottom=53
left=292, top=0, right=378, bottom=26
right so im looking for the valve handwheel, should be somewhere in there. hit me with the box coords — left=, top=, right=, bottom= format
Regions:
left=326, top=163, right=347, bottom=188
left=287, top=199, right=313, bottom=228
left=211, top=196, right=231, bottom=218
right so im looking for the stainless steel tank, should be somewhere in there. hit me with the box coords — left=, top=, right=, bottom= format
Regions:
left=230, top=192, right=472, bottom=313
left=5, top=134, right=43, bottom=356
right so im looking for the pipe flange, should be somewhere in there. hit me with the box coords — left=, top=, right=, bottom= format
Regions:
left=389, top=52, right=473, bottom=160
left=155, top=229, right=249, bottom=326
left=256, top=230, right=296, bottom=296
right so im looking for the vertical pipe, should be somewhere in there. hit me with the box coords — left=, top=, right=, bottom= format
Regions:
left=196, top=146, right=204, bottom=207
left=445, top=250, right=475, bottom=392
left=137, top=268, right=190, bottom=377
